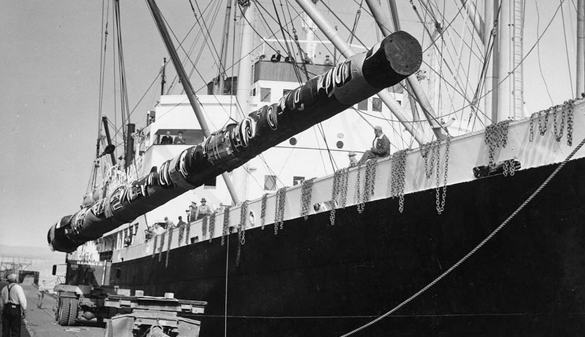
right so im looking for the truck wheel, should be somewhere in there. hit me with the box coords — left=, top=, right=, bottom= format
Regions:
left=57, top=298, right=71, bottom=326
left=67, top=298, right=79, bottom=326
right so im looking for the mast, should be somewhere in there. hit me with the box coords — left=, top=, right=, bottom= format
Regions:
left=511, top=0, right=524, bottom=119
left=296, top=0, right=425, bottom=145
left=494, top=0, right=523, bottom=122
left=460, top=0, right=484, bottom=45
left=235, top=2, right=254, bottom=116
left=233, top=1, right=255, bottom=201
left=495, top=0, right=511, bottom=122
left=367, top=0, right=445, bottom=140
left=484, top=0, right=495, bottom=120
left=218, top=0, right=236, bottom=95
left=161, top=57, right=166, bottom=95
left=577, top=0, right=585, bottom=97
left=146, top=0, right=240, bottom=204
left=301, top=11, right=318, bottom=63
left=387, top=0, right=420, bottom=123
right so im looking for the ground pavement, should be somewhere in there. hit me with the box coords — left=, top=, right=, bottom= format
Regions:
left=1, top=281, right=104, bottom=337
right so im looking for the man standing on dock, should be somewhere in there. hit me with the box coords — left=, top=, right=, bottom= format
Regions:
left=1, top=273, right=27, bottom=337
left=37, top=280, right=46, bottom=309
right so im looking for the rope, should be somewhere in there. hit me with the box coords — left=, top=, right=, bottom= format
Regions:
left=340, top=134, right=585, bottom=337
left=224, top=234, right=230, bottom=337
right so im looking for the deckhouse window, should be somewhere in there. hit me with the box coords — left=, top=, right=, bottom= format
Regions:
left=261, top=88, right=271, bottom=102
left=293, top=176, right=305, bottom=185
left=357, top=99, right=368, bottom=110
left=372, top=97, right=382, bottom=112
left=264, top=175, right=277, bottom=191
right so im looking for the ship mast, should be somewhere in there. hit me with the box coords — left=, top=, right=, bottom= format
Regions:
left=295, top=0, right=425, bottom=145
left=577, top=0, right=585, bottom=97
left=484, top=0, right=495, bottom=120
left=232, top=1, right=256, bottom=201
left=218, top=0, right=236, bottom=95
left=146, top=0, right=240, bottom=204
left=366, top=0, right=445, bottom=140
left=494, top=0, right=524, bottom=122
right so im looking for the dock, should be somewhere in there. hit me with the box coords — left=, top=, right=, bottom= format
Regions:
left=1, top=281, right=104, bottom=337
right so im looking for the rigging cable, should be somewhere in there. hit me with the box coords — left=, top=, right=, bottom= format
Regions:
left=88, top=0, right=112, bottom=193
left=114, top=0, right=131, bottom=133
left=180, top=1, right=223, bottom=94
left=535, top=1, right=555, bottom=105
left=229, top=0, right=239, bottom=121
left=188, top=0, right=226, bottom=82
left=284, top=0, right=312, bottom=82
left=347, top=0, right=364, bottom=45
left=340, top=133, right=585, bottom=336
left=467, top=1, right=501, bottom=132
left=560, top=0, right=575, bottom=97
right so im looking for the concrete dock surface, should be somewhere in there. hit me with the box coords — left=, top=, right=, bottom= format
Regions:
left=1, top=281, right=104, bottom=337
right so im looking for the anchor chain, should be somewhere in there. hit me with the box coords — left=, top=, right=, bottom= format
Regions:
left=239, top=201, right=248, bottom=246
left=158, top=231, right=165, bottom=262
left=421, top=140, right=439, bottom=179
left=329, top=168, right=349, bottom=226
left=260, top=193, right=268, bottom=230
left=553, top=105, right=565, bottom=142
left=434, top=136, right=450, bottom=214
left=237, top=200, right=248, bottom=266
left=339, top=168, right=349, bottom=209
left=529, top=99, right=574, bottom=146
left=152, top=235, right=158, bottom=258
left=221, top=206, right=231, bottom=246
left=330, top=169, right=341, bottom=225
left=485, top=120, right=510, bottom=169
left=502, top=159, right=517, bottom=177
left=274, top=187, right=287, bottom=234
left=538, top=108, right=550, bottom=136
left=208, top=213, right=215, bottom=242
left=166, top=227, right=173, bottom=268
left=567, top=100, right=574, bottom=146
left=202, top=216, right=208, bottom=239
left=389, top=150, right=408, bottom=213
left=301, top=178, right=315, bottom=220
left=358, top=159, right=377, bottom=213
left=178, top=224, right=184, bottom=246
left=355, top=163, right=363, bottom=213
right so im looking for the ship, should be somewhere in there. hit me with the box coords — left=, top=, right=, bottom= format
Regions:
left=47, top=0, right=585, bottom=336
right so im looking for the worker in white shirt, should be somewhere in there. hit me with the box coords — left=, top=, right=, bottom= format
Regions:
left=1, top=273, right=27, bottom=336
left=38, top=280, right=47, bottom=308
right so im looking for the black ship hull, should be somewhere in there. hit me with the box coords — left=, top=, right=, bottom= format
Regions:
left=112, top=156, right=585, bottom=337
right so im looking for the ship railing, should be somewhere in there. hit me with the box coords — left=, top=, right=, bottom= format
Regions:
left=112, top=98, right=585, bottom=263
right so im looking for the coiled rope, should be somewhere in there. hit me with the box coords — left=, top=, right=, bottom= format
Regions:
left=340, top=134, right=585, bottom=337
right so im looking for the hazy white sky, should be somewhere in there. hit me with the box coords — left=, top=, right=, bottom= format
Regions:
left=0, top=0, right=578, bottom=249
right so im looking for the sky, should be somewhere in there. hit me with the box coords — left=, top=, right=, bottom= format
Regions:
left=0, top=0, right=578, bottom=249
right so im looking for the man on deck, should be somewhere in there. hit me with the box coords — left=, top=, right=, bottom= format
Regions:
left=358, top=125, right=391, bottom=164
left=160, top=131, right=173, bottom=144
left=197, top=198, right=214, bottom=220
